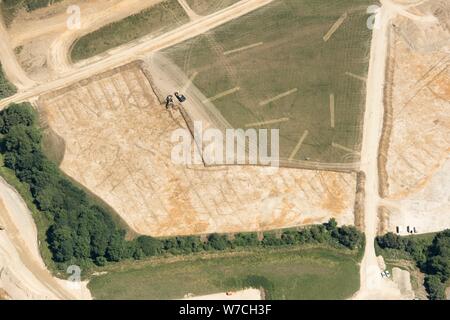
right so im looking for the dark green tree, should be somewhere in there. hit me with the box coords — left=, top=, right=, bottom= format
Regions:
left=424, top=275, right=446, bottom=300
left=137, top=236, right=162, bottom=256
left=207, top=233, right=228, bottom=250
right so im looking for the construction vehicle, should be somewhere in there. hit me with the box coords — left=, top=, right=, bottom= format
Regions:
left=174, top=92, right=186, bottom=103
left=165, top=95, right=174, bottom=109
left=381, top=270, right=391, bottom=278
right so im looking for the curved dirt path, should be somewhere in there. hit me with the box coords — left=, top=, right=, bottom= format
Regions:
left=47, top=0, right=164, bottom=74
left=0, top=177, right=91, bottom=299
left=0, top=16, right=35, bottom=89
left=0, top=0, right=274, bottom=109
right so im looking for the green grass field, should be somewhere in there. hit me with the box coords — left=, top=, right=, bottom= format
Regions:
left=88, top=246, right=361, bottom=300
left=186, top=0, right=241, bottom=15
left=163, top=0, right=372, bottom=164
left=70, top=0, right=189, bottom=62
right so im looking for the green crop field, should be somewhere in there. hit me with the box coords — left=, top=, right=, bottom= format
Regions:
left=70, top=0, right=189, bottom=62
left=88, top=246, right=361, bottom=300
left=186, top=0, right=241, bottom=15
left=163, top=0, right=372, bottom=165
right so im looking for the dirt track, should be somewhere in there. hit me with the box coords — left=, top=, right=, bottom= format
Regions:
left=0, top=178, right=90, bottom=299
left=355, top=0, right=447, bottom=300
left=352, top=0, right=440, bottom=300
left=39, top=62, right=358, bottom=237
left=0, top=0, right=274, bottom=109
left=378, top=2, right=450, bottom=235
left=0, top=0, right=276, bottom=299
left=9, top=0, right=165, bottom=80
left=184, top=288, right=262, bottom=300
left=1, top=0, right=446, bottom=300
left=0, top=15, right=35, bottom=89
left=355, top=0, right=400, bottom=300
left=47, top=0, right=165, bottom=74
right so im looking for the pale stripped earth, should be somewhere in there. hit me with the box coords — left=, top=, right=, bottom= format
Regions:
left=381, top=27, right=450, bottom=235
left=39, top=64, right=357, bottom=237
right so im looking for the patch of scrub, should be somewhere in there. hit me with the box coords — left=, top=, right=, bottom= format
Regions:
left=0, top=63, right=17, bottom=99
left=163, top=0, right=372, bottom=165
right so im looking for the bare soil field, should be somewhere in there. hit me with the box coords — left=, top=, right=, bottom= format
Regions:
left=7, top=0, right=168, bottom=81
left=379, top=5, right=450, bottom=235
left=0, top=177, right=90, bottom=299
left=186, top=0, right=241, bottom=16
left=38, top=62, right=358, bottom=237
left=70, top=0, right=189, bottom=62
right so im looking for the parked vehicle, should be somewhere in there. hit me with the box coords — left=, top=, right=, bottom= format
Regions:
left=174, top=92, right=187, bottom=103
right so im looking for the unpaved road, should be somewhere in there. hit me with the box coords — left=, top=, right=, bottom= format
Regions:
left=0, top=0, right=436, bottom=300
left=355, top=0, right=431, bottom=300
left=9, top=0, right=163, bottom=47
left=357, top=1, right=395, bottom=298
left=0, top=0, right=274, bottom=299
left=0, top=0, right=274, bottom=109
left=0, top=16, right=35, bottom=89
left=0, top=177, right=90, bottom=299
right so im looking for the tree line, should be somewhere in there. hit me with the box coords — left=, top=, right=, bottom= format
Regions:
left=0, top=103, right=364, bottom=270
left=0, top=64, right=17, bottom=99
left=377, top=230, right=450, bottom=300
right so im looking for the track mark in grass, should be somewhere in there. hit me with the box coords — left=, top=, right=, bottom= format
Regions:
left=323, top=12, right=348, bottom=42
left=223, top=42, right=264, bottom=56
left=178, top=0, right=200, bottom=20
left=258, top=88, right=298, bottom=106
left=345, top=72, right=367, bottom=82
left=182, top=71, right=199, bottom=91
left=331, top=142, right=361, bottom=155
left=329, top=93, right=335, bottom=128
left=245, top=117, right=290, bottom=128
left=202, top=87, right=240, bottom=103
left=289, top=130, right=309, bottom=161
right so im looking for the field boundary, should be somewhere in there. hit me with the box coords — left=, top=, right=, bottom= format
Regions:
left=378, top=28, right=395, bottom=198
left=141, top=60, right=360, bottom=173
left=354, top=171, right=365, bottom=231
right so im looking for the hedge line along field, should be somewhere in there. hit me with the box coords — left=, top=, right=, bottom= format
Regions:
left=162, top=0, right=372, bottom=165
left=70, top=0, right=189, bottom=62
left=88, top=246, right=362, bottom=300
